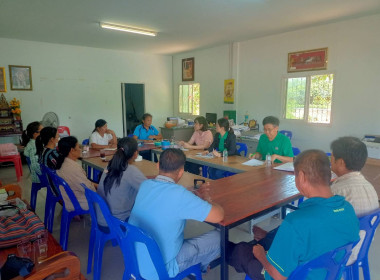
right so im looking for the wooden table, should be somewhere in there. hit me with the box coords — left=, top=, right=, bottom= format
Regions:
left=81, top=143, right=158, bottom=159
left=207, top=167, right=300, bottom=280
left=362, top=158, right=380, bottom=198
left=151, top=149, right=262, bottom=175
left=81, top=157, right=210, bottom=187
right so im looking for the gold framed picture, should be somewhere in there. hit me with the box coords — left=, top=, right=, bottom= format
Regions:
left=0, top=67, right=6, bottom=92
left=182, top=57, right=194, bottom=81
left=288, top=48, right=328, bottom=73
left=9, top=65, right=33, bottom=90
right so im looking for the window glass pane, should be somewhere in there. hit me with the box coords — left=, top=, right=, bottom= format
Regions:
left=308, top=74, right=333, bottom=124
left=179, top=83, right=200, bottom=115
left=179, top=85, right=183, bottom=113
left=193, top=84, right=200, bottom=115
left=183, top=85, right=189, bottom=113
left=285, top=77, right=306, bottom=120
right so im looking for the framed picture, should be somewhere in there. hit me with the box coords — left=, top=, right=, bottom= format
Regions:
left=0, top=67, right=6, bottom=92
left=288, top=48, right=328, bottom=72
left=182, top=57, right=194, bottom=81
left=9, top=65, right=33, bottom=90
left=224, top=79, right=234, bottom=104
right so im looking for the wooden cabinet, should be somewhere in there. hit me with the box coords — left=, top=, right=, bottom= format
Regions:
left=160, top=127, right=194, bottom=141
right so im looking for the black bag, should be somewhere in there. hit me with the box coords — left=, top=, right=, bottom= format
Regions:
left=0, top=254, right=34, bottom=280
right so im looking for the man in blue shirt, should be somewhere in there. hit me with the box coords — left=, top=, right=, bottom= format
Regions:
left=228, top=150, right=359, bottom=280
left=129, top=148, right=224, bottom=280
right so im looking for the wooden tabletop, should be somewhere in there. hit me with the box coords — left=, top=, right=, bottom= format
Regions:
left=81, top=157, right=210, bottom=188
left=207, top=167, right=299, bottom=227
left=152, top=149, right=263, bottom=173
left=81, top=144, right=158, bottom=159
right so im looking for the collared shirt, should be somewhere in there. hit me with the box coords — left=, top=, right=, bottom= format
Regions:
left=90, top=131, right=113, bottom=145
left=188, top=130, right=213, bottom=149
left=256, top=132, right=293, bottom=163
left=129, top=175, right=212, bottom=279
left=265, top=196, right=359, bottom=279
left=133, top=124, right=159, bottom=140
left=24, top=139, right=41, bottom=183
left=57, top=157, right=96, bottom=212
left=331, top=171, right=379, bottom=265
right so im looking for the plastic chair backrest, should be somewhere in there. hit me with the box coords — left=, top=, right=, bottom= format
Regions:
left=236, top=142, right=248, bottom=157
left=50, top=172, right=85, bottom=212
left=40, top=165, right=63, bottom=199
left=25, top=156, right=32, bottom=172
left=356, top=208, right=380, bottom=262
left=82, top=139, right=89, bottom=145
left=288, top=242, right=355, bottom=279
left=57, top=126, right=70, bottom=137
left=280, top=130, right=293, bottom=140
left=292, top=147, right=301, bottom=156
left=111, top=217, right=171, bottom=279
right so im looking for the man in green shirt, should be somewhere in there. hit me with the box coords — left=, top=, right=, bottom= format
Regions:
left=250, top=116, right=293, bottom=164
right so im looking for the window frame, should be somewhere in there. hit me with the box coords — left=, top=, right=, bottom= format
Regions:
left=281, top=71, right=335, bottom=126
left=178, top=82, right=200, bottom=117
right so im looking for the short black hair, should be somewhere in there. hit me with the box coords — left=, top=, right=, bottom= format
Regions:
left=262, top=116, right=279, bottom=127
left=217, top=118, right=229, bottom=132
left=142, top=113, right=152, bottom=121
left=294, top=149, right=331, bottom=186
left=159, top=148, right=186, bottom=173
left=330, top=136, right=367, bottom=171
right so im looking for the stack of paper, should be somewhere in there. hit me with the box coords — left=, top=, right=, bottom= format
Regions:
left=196, top=152, right=214, bottom=159
left=242, top=159, right=264, bottom=166
left=273, top=162, right=294, bottom=172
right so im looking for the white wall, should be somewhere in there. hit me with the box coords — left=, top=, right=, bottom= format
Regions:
left=173, top=13, right=380, bottom=151
left=0, top=38, right=173, bottom=141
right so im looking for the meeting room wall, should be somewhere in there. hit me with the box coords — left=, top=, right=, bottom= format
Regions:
left=0, top=38, right=172, bottom=142
left=173, top=13, right=380, bottom=152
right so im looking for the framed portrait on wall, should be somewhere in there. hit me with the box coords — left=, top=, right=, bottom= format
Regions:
left=182, top=57, right=194, bottom=81
left=9, top=65, right=33, bottom=90
left=288, top=48, right=328, bottom=72
left=0, top=67, right=6, bottom=92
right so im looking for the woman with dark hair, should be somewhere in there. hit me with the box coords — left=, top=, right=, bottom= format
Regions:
left=56, top=136, right=96, bottom=211
left=206, top=118, right=237, bottom=179
left=23, top=121, right=43, bottom=183
left=133, top=113, right=162, bottom=143
left=90, top=119, right=117, bottom=149
left=179, top=116, right=213, bottom=174
left=97, top=137, right=147, bottom=225
left=36, top=127, right=64, bottom=170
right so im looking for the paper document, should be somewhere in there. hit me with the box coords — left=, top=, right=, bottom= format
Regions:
left=242, top=159, right=264, bottom=166
left=104, top=148, right=117, bottom=151
left=273, top=162, right=294, bottom=172
left=196, top=152, right=214, bottom=159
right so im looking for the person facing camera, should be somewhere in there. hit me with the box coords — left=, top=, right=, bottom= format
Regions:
left=90, top=119, right=117, bottom=149
left=206, top=118, right=237, bottom=179
left=97, top=137, right=147, bottom=225
left=56, top=136, right=97, bottom=211
left=250, top=116, right=293, bottom=164
left=133, top=113, right=162, bottom=143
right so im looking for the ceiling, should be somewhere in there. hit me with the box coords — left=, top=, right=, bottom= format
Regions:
left=1, top=0, right=380, bottom=55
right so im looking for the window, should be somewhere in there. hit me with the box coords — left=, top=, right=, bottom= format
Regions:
left=179, top=83, right=200, bottom=115
left=283, top=74, right=334, bottom=124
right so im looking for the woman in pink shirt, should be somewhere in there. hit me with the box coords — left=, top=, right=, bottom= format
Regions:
left=179, top=116, right=213, bottom=174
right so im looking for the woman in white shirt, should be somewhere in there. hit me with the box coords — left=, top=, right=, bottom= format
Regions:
left=90, top=119, right=117, bottom=149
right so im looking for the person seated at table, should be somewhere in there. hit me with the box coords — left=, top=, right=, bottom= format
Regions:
left=56, top=136, right=97, bottom=211
left=179, top=116, right=213, bottom=175
left=22, top=121, right=43, bottom=183
left=129, top=148, right=224, bottom=279
left=133, top=113, right=162, bottom=143
left=330, top=136, right=379, bottom=265
left=97, top=137, right=147, bottom=224
left=205, top=118, right=237, bottom=179
left=249, top=116, right=293, bottom=164
left=90, top=119, right=117, bottom=149
left=227, top=150, right=360, bottom=280
left=36, top=127, right=64, bottom=170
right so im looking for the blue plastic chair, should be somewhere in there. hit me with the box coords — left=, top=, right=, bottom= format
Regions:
left=82, top=138, right=90, bottom=145
left=40, top=165, right=63, bottom=232
left=245, top=242, right=355, bottom=280
left=111, top=217, right=202, bottom=280
left=82, top=184, right=123, bottom=280
left=344, top=208, right=380, bottom=280
left=48, top=171, right=90, bottom=250
left=280, top=130, right=293, bottom=140
left=292, top=147, right=301, bottom=156
left=25, top=156, right=46, bottom=211
left=236, top=142, right=248, bottom=157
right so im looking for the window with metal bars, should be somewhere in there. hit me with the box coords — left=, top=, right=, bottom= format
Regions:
left=179, top=83, right=200, bottom=115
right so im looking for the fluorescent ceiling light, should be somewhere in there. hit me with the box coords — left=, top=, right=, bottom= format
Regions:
left=100, top=22, right=157, bottom=37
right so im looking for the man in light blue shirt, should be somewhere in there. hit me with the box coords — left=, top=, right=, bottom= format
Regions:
left=129, top=148, right=224, bottom=279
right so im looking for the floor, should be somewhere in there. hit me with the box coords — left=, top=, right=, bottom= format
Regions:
left=1, top=164, right=380, bottom=280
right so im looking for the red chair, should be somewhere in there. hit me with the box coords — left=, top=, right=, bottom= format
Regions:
left=58, top=126, right=70, bottom=137
left=0, top=154, right=23, bottom=182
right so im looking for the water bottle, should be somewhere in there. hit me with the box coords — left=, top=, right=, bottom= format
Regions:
left=223, top=149, right=228, bottom=162
left=266, top=153, right=272, bottom=167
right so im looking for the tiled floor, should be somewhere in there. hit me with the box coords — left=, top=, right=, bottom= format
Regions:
left=1, top=164, right=380, bottom=280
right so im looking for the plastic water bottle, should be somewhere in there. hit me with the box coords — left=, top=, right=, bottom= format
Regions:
left=223, top=149, right=228, bottom=162
left=266, top=153, right=272, bottom=167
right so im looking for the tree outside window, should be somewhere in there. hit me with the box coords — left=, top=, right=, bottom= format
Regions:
left=179, top=83, right=200, bottom=115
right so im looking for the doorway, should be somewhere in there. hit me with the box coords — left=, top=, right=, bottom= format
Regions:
left=121, top=83, right=145, bottom=136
